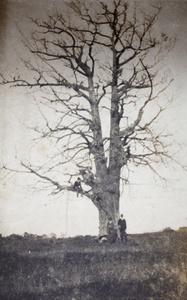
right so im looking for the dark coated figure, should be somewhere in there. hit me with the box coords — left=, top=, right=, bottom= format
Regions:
left=74, top=177, right=83, bottom=197
left=118, top=214, right=127, bottom=242
left=107, top=217, right=117, bottom=244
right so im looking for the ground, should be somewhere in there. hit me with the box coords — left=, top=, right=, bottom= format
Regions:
left=0, top=228, right=186, bottom=299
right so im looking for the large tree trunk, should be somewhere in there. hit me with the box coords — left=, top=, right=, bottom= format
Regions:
left=98, top=196, right=119, bottom=236
left=98, top=209, right=108, bottom=236
left=97, top=171, right=120, bottom=236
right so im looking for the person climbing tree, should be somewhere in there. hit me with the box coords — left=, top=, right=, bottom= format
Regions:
left=74, top=177, right=83, bottom=197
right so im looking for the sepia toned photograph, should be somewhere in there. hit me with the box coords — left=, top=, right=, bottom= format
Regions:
left=0, top=0, right=187, bottom=299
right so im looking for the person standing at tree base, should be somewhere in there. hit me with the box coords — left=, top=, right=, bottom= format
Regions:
left=118, top=214, right=127, bottom=242
left=107, top=217, right=117, bottom=244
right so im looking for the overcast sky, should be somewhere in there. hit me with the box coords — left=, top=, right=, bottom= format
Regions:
left=0, top=0, right=187, bottom=237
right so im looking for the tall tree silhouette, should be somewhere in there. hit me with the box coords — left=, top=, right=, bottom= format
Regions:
left=2, top=0, right=175, bottom=235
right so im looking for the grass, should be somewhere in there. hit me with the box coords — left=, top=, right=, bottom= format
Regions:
left=0, top=228, right=186, bottom=299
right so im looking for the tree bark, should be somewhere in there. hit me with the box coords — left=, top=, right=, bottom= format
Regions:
left=98, top=197, right=119, bottom=236
left=96, top=171, right=120, bottom=236
left=98, top=208, right=108, bottom=236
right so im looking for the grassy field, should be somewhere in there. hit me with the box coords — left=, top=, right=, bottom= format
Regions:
left=0, top=228, right=186, bottom=299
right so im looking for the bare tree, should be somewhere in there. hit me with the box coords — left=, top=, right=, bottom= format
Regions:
left=1, top=0, right=176, bottom=235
